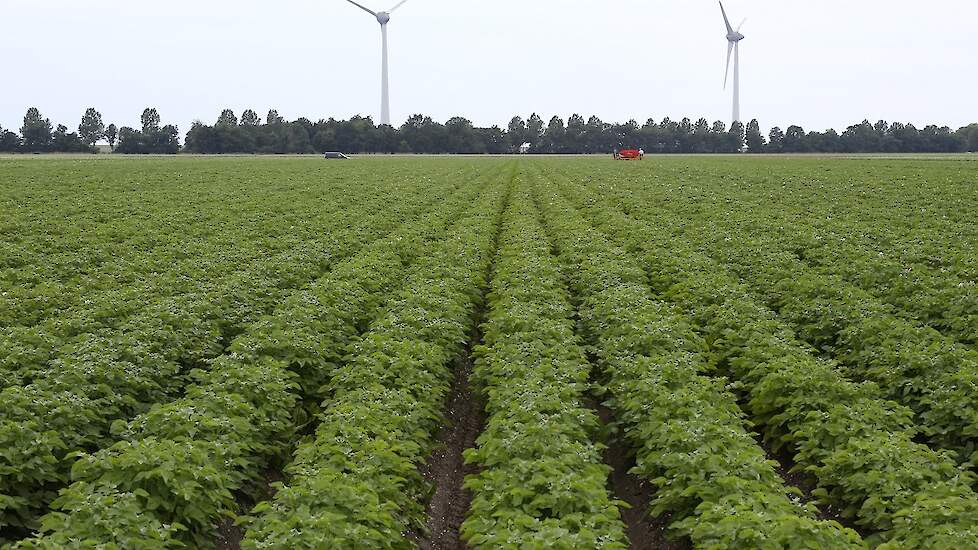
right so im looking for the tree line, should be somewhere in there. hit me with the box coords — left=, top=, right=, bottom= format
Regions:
left=0, top=107, right=179, bottom=154
left=2, top=106, right=977, bottom=154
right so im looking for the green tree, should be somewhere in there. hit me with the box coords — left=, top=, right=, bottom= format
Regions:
left=727, top=121, right=745, bottom=152
left=507, top=116, right=527, bottom=151
left=217, top=109, right=238, bottom=126
left=565, top=114, right=586, bottom=152
left=20, top=107, right=53, bottom=152
left=266, top=109, right=284, bottom=125
left=526, top=113, right=544, bottom=151
left=585, top=115, right=609, bottom=153
left=117, top=109, right=179, bottom=154
left=611, top=119, right=640, bottom=150
left=745, top=119, right=765, bottom=153
left=115, top=126, right=139, bottom=152
left=768, top=126, right=784, bottom=152
left=954, top=123, right=978, bottom=152
left=284, top=123, right=313, bottom=153
left=692, top=118, right=712, bottom=153
left=0, top=126, right=20, bottom=151
left=783, top=125, right=807, bottom=152
left=542, top=116, right=566, bottom=153
left=105, top=124, right=118, bottom=150
left=52, top=124, right=90, bottom=152
left=78, top=108, right=105, bottom=147
left=477, top=125, right=507, bottom=154
left=445, top=116, right=476, bottom=154
left=840, top=120, right=878, bottom=152
left=141, top=108, right=161, bottom=134
left=240, top=109, right=260, bottom=126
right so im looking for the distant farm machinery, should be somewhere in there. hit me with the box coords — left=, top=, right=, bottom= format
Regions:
left=614, top=148, right=644, bottom=160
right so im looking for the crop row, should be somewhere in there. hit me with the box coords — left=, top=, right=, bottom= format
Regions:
left=688, top=216, right=978, bottom=464
left=0, top=188, right=313, bottom=331
left=529, top=171, right=864, bottom=548
left=460, top=181, right=627, bottom=548
left=638, top=186, right=978, bottom=349
left=597, top=157, right=978, bottom=346
left=566, top=164, right=978, bottom=467
left=0, top=160, right=464, bottom=329
left=0, top=175, right=462, bottom=533
left=751, top=215, right=978, bottom=347
left=0, top=168, right=371, bottom=388
left=10, top=168, right=501, bottom=548
left=0, top=209, right=344, bottom=391
left=239, top=174, right=509, bottom=548
left=0, top=162, right=482, bottom=388
left=547, top=169, right=978, bottom=548
left=646, top=157, right=978, bottom=282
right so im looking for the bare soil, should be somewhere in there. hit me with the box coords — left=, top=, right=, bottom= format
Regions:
left=594, top=402, right=690, bottom=550
left=214, top=468, right=284, bottom=550
left=756, top=435, right=872, bottom=537
left=412, top=345, right=486, bottom=550
left=215, top=517, right=243, bottom=550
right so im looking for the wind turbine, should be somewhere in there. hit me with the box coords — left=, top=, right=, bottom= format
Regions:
left=343, top=0, right=410, bottom=126
left=720, top=2, right=746, bottom=125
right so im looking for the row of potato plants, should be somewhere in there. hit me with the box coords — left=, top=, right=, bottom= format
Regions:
left=0, top=165, right=433, bottom=391
left=240, top=176, right=510, bottom=548
left=576, top=168, right=978, bottom=467
left=641, top=156, right=978, bottom=284
left=0, top=174, right=301, bottom=370
left=602, top=155, right=978, bottom=343
left=529, top=172, right=864, bottom=548
left=460, top=183, right=628, bottom=548
left=551, top=173, right=978, bottom=548
left=756, top=216, right=978, bottom=348
left=0, top=213, right=340, bottom=391
left=1, top=245, right=314, bottom=531
left=0, top=190, right=311, bottom=331
left=687, top=222, right=978, bottom=465
left=10, top=173, right=495, bottom=548
left=637, top=179, right=978, bottom=351
left=0, top=175, right=191, bottom=328
left=0, top=161, right=482, bottom=388
left=0, top=177, right=459, bottom=533
left=0, top=158, right=438, bottom=329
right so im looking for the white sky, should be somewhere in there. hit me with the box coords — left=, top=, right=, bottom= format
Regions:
left=2, top=0, right=976, bottom=136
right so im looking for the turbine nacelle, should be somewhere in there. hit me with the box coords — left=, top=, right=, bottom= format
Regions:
left=343, top=0, right=406, bottom=25
left=727, top=31, right=744, bottom=42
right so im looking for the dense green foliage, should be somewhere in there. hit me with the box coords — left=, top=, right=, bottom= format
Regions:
left=532, top=172, right=865, bottom=548
left=4, top=106, right=977, bottom=154
left=539, top=163, right=978, bottom=546
left=461, top=184, right=627, bottom=548
left=3, top=155, right=978, bottom=549
left=181, top=112, right=978, bottom=154
left=241, top=170, right=507, bottom=549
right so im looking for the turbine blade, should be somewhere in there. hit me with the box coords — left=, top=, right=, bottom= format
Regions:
left=724, top=41, right=733, bottom=89
left=388, top=0, right=408, bottom=12
left=719, top=2, right=733, bottom=34
left=343, top=0, right=377, bottom=16
left=737, top=18, right=747, bottom=32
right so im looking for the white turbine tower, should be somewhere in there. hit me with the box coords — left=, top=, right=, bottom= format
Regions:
left=720, top=2, right=746, bottom=126
left=343, top=0, right=410, bottom=126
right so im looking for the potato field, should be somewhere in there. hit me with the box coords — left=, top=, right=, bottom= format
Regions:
left=2, top=155, right=978, bottom=549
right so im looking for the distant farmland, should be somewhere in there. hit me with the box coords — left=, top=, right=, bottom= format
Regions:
left=2, top=155, right=978, bottom=549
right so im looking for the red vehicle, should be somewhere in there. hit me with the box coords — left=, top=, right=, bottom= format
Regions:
left=614, top=148, right=644, bottom=160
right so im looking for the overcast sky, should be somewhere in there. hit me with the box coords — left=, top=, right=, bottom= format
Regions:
left=2, top=0, right=976, bottom=136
